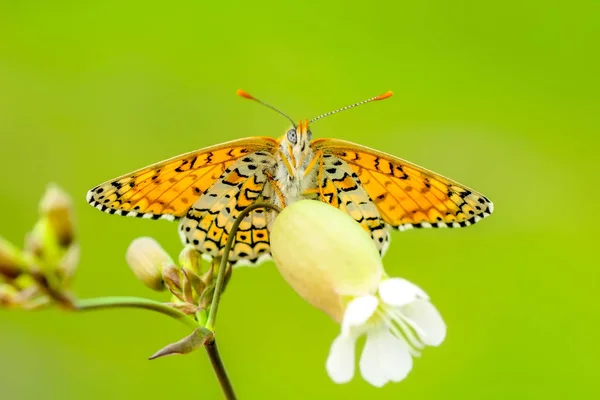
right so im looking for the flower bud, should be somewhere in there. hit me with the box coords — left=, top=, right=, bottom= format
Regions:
left=57, top=243, right=80, bottom=283
left=0, top=236, right=29, bottom=279
left=126, top=237, right=172, bottom=291
left=39, top=184, right=76, bottom=250
left=179, top=245, right=202, bottom=275
left=270, top=200, right=384, bottom=322
left=0, top=283, right=18, bottom=306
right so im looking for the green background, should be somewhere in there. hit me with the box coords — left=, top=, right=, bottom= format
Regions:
left=1, top=1, right=598, bottom=399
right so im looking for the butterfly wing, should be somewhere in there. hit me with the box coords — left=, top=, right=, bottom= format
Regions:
left=87, top=137, right=278, bottom=221
left=179, top=152, right=277, bottom=266
left=308, top=154, right=391, bottom=255
left=311, top=139, right=493, bottom=230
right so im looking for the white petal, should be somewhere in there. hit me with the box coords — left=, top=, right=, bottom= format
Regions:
left=359, top=329, right=387, bottom=387
left=401, top=300, right=446, bottom=346
left=360, top=328, right=413, bottom=387
left=326, top=334, right=356, bottom=384
left=341, top=295, right=378, bottom=335
left=378, top=278, right=429, bottom=307
left=379, top=329, right=413, bottom=382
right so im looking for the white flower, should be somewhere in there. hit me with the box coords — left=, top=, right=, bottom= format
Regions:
left=326, top=277, right=445, bottom=387
left=270, top=200, right=446, bottom=387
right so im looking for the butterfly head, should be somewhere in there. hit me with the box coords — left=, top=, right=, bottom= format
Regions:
left=278, top=119, right=314, bottom=174
left=284, top=120, right=312, bottom=149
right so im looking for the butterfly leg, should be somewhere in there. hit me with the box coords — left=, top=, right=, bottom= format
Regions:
left=302, top=151, right=327, bottom=201
left=277, top=150, right=295, bottom=178
left=264, top=170, right=287, bottom=207
left=303, top=150, right=322, bottom=178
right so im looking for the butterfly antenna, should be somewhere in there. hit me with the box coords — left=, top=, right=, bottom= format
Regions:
left=237, top=89, right=296, bottom=128
left=309, top=91, right=393, bottom=123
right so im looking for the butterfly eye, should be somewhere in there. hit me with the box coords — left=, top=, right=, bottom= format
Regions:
left=287, top=128, right=298, bottom=144
left=307, top=130, right=313, bottom=141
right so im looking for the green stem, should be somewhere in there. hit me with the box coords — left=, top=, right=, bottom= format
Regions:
left=205, top=202, right=281, bottom=331
left=205, top=339, right=236, bottom=400
left=70, top=203, right=282, bottom=399
left=74, top=297, right=236, bottom=398
left=75, top=296, right=199, bottom=330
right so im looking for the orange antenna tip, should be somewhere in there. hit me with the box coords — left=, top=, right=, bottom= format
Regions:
left=309, top=90, right=395, bottom=123
left=236, top=89, right=296, bottom=126
left=236, top=89, right=254, bottom=100
left=375, top=91, right=393, bottom=101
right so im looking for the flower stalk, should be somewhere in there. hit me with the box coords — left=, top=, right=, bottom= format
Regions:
left=74, top=296, right=199, bottom=330
left=205, top=202, right=281, bottom=331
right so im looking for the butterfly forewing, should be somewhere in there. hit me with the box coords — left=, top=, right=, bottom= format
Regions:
left=87, top=137, right=278, bottom=221
left=312, top=139, right=493, bottom=230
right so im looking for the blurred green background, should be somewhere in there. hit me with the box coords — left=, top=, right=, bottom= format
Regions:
left=1, top=1, right=598, bottom=399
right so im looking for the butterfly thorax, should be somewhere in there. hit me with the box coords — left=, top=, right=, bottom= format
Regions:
left=273, top=121, right=317, bottom=206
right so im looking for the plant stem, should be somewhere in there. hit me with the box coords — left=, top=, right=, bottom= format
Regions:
left=71, top=203, right=281, bottom=400
left=75, top=296, right=199, bottom=330
left=205, top=202, right=281, bottom=331
left=205, top=338, right=236, bottom=400
left=74, top=297, right=237, bottom=398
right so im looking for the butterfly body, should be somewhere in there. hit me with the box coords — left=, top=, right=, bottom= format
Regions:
left=87, top=92, right=493, bottom=267
left=271, top=120, right=317, bottom=206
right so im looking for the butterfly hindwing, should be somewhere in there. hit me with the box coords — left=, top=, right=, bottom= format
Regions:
left=312, top=138, right=493, bottom=230
left=179, top=151, right=277, bottom=266
left=87, top=137, right=278, bottom=221
left=310, top=154, right=391, bottom=255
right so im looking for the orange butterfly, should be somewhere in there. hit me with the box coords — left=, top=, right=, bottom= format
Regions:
left=87, top=90, right=493, bottom=266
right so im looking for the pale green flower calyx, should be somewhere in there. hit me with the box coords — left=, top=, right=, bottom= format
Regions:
left=270, top=200, right=446, bottom=387
left=271, top=200, right=383, bottom=322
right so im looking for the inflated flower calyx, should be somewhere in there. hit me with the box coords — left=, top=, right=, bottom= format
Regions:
left=271, top=200, right=383, bottom=322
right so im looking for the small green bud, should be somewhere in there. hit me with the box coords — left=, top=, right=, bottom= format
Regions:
left=0, top=283, right=18, bottom=307
left=179, top=245, right=202, bottom=274
left=0, top=236, right=29, bottom=279
left=27, top=184, right=79, bottom=277
left=39, top=184, right=76, bottom=249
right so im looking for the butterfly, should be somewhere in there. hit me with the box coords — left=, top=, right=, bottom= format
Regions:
left=87, top=90, right=493, bottom=266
